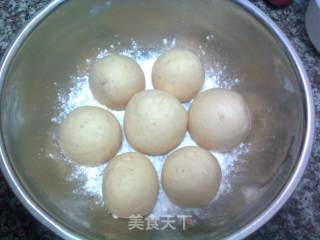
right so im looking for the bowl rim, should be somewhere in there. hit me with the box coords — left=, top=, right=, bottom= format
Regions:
left=0, top=0, right=315, bottom=239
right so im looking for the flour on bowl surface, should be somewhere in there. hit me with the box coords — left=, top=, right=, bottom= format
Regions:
left=49, top=36, right=245, bottom=220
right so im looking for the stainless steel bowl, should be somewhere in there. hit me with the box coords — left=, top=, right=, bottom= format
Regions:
left=0, top=1, right=315, bottom=239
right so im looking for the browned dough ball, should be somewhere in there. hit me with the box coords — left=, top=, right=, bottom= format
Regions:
left=162, top=146, right=221, bottom=208
left=90, top=55, right=145, bottom=110
left=189, top=89, right=251, bottom=152
left=152, top=48, right=204, bottom=102
left=59, top=106, right=122, bottom=166
left=102, top=152, right=159, bottom=218
left=124, top=90, right=187, bottom=155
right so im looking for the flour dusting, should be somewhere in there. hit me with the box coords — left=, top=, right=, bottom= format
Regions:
left=49, top=36, right=246, bottom=219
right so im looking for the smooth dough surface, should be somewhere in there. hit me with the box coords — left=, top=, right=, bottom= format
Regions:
left=189, top=89, right=251, bottom=152
left=90, top=54, right=145, bottom=110
left=162, top=146, right=221, bottom=208
left=102, top=152, right=159, bottom=218
left=59, top=106, right=121, bottom=166
left=124, top=90, right=187, bottom=155
left=152, top=48, right=204, bottom=102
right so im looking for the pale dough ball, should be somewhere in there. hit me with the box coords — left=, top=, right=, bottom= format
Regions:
left=189, top=89, right=251, bottom=152
left=102, top=152, right=159, bottom=218
left=152, top=48, right=204, bottom=102
left=162, top=146, right=221, bottom=208
left=89, top=55, right=145, bottom=110
left=124, top=90, right=187, bottom=155
left=59, top=106, right=121, bottom=166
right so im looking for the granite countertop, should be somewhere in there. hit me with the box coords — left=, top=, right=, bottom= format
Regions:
left=0, top=0, right=319, bottom=239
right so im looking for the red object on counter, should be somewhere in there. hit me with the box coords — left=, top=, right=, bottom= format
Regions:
left=267, top=0, right=291, bottom=7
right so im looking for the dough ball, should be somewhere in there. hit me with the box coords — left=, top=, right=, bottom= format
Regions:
left=103, top=152, right=159, bottom=218
left=189, top=89, right=251, bottom=152
left=162, top=146, right=221, bottom=208
left=124, top=90, right=187, bottom=155
left=89, top=55, right=145, bottom=110
left=59, top=106, right=121, bottom=166
left=152, top=48, right=204, bottom=102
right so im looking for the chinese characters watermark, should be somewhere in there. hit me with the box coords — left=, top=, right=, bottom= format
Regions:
left=128, top=214, right=193, bottom=231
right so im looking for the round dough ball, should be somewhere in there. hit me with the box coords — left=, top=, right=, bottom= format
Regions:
left=162, top=146, right=221, bottom=208
left=89, top=55, right=145, bottom=110
left=124, top=90, right=187, bottom=155
left=103, top=152, right=159, bottom=218
left=152, top=48, right=204, bottom=102
left=59, top=106, right=122, bottom=166
left=189, top=89, right=251, bottom=152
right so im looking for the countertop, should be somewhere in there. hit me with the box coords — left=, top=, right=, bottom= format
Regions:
left=0, top=0, right=319, bottom=239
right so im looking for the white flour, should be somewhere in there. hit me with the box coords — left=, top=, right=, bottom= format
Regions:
left=50, top=37, right=249, bottom=218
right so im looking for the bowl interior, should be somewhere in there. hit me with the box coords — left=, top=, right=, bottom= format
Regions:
left=1, top=0, right=306, bottom=239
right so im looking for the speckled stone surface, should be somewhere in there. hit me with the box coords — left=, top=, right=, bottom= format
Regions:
left=0, top=0, right=319, bottom=239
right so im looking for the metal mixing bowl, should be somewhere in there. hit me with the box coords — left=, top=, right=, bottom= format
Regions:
left=0, top=0, right=315, bottom=239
